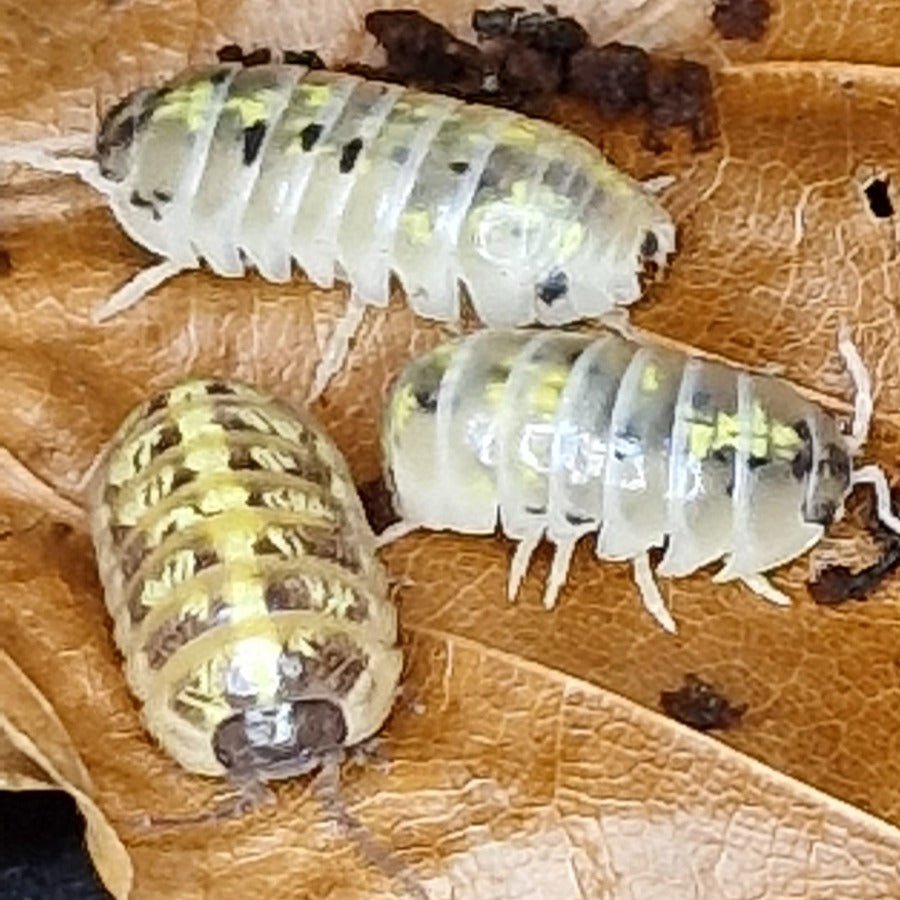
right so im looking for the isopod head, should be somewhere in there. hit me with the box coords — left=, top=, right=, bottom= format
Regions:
left=96, top=87, right=157, bottom=182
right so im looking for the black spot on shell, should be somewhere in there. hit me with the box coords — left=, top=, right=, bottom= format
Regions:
left=242, top=120, right=267, bottom=165
left=747, top=455, right=768, bottom=471
left=449, top=160, right=469, bottom=174
left=640, top=230, right=659, bottom=258
left=339, top=137, right=364, bottom=173
left=194, top=548, right=220, bottom=572
left=152, top=189, right=173, bottom=204
left=129, top=190, right=161, bottom=221
left=154, top=424, right=181, bottom=457
left=284, top=49, right=326, bottom=69
left=414, top=385, right=438, bottom=413
left=206, top=381, right=237, bottom=396
left=146, top=392, right=170, bottom=416
left=210, top=70, right=232, bottom=85
left=525, top=505, right=546, bottom=515
left=299, top=122, right=323, bottom=151
left=390, top=145, right=411, bottom=164
left=791, top=419, right=814, bottom=480
left=566, top=512, right=593, bottom=526
left=537, top=269, right=569, bottom=305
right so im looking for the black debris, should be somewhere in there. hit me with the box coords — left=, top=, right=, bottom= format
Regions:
left=216, top=43, right=245, bottom=63
left=364, top=10, right=485, bottom=97
left=242, top=120, right=267, bottom=165
left=357, top=477, right=400, bottom=534
left=712, top=0, right=771, bottom=42
left=242, top=48, right=273, bottom=68
left=864, top=177, right=894, bottom=219
left=660, top=673, right=747, bottom=732
left=568, top=43, right=650, bottom=118
left=647, top=59, right=716, bottom=148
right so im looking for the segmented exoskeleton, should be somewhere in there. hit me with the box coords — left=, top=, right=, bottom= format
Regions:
left=380, top=328, right=899, bottom=631
left=88, top=378, right=401, bottom=779
left=1, top=61, right=675, bottom=398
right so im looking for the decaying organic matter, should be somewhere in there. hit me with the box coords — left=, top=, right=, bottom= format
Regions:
left=660, top=674, right=748, bottom=732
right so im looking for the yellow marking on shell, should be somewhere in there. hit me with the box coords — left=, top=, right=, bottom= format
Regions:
left=527, top=366, right=568, bottom=415
left=223, top=89, right=277, bottom=127
left=688, top=421, right=715, bottom=460
left=148, top=503, right=204, bottom=545
left=299, top=82, right=332, bottom=108
left=555, top=221, right=585, bottom=259
left=203, top=509, right=264, bottom=559
left=641, top=364, right=661, bottom=393
left=199, top=482, right=250, bottom=515
left=115, top=467, right=180, bottom=526
left=500, top=118, right=540, bottom=147
left=400, top=208, right=433, bottom=245
left=286, top=631, right=318, bottom=658
left=224, top=571, right=268, bottom=619
left=771, top=421, right=802, bottom=452
left=325, top=582, right=359, bottom=620
left=264, top=525, right=308, bottom=558
left=184, top=441, right=232, bottom=473
left=711, top=412, right=741, bottom=452
left=388, top=383, right=419, bottom=438
left=138, top=547, right=198, bottom=606
left=152, top=81, right=216, bottom=131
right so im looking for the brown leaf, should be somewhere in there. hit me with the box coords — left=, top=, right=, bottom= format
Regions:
left=3, top=1, right=900, bottom=896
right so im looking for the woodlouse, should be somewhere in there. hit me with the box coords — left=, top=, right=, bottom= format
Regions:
left=379, top=327, right=899, bottom=631
left=88, top=377, right=401, bottom=779
left=1, top=61, right=675, bottom=398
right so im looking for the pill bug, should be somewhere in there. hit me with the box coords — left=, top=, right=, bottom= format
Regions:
left=379, top=327, right=900, bottom=631
left=87, top=377, right=402, bottom=780
left=1, top=60, right=675, bottom=398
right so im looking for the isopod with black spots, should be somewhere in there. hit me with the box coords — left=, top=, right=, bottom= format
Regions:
left=0, top=60, right=675, bottom=398
left=379, top=326, right=900, bottom=632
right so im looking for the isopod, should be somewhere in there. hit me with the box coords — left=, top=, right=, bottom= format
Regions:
left=379, top=326, right=900, bottom=632
left=88, top=377, right=402, bottom=780
left=1, top=60, right=675, bottom=398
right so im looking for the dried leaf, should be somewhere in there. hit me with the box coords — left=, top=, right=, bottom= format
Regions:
left=3, top=1, right=900, bottom=896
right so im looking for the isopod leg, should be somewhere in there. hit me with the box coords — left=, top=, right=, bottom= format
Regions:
left=375, top=520, right=420, bottom=549
left=91, top=258, right=193, bottom=323
left=837, top=321, right=873, bottom=454
left=738, top=573, right=791, bottom=606
left=507, top=533, right=541, bottom=602
left=541, top=538, right=578, bottom=610
left=308, top=296, right=368, bottom=402
left=851, top=464, right=900, bottom=534
left=632, top=552, right=677, bottom=633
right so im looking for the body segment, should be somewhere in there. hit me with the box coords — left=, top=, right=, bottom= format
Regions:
left=382, top=330, right=854, bottom=629
left=88, top=378, right=401, bottom=778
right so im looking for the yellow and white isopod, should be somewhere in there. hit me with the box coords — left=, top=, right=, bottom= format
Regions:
left=88, top=377, right=401, bottom=779
left=1, top=61, right=675, bottom=398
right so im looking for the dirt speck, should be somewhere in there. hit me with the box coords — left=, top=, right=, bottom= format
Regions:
left=712, top=0, right=771, bottom=41
left=660, top=674, right=747, bottom=732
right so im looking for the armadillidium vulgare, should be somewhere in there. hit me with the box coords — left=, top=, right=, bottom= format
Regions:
left=379, top=327, right=900, bottom=631
left=88, top=378, right=401, bottom=780
left=1, top=61, right=675, bottom=398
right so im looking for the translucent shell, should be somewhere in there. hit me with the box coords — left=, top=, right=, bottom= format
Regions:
left=88, top=379, right=401, bottom=778
left=94, top=63, right=675, bottom=327
left=382, top=330, right=852, bottom=627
